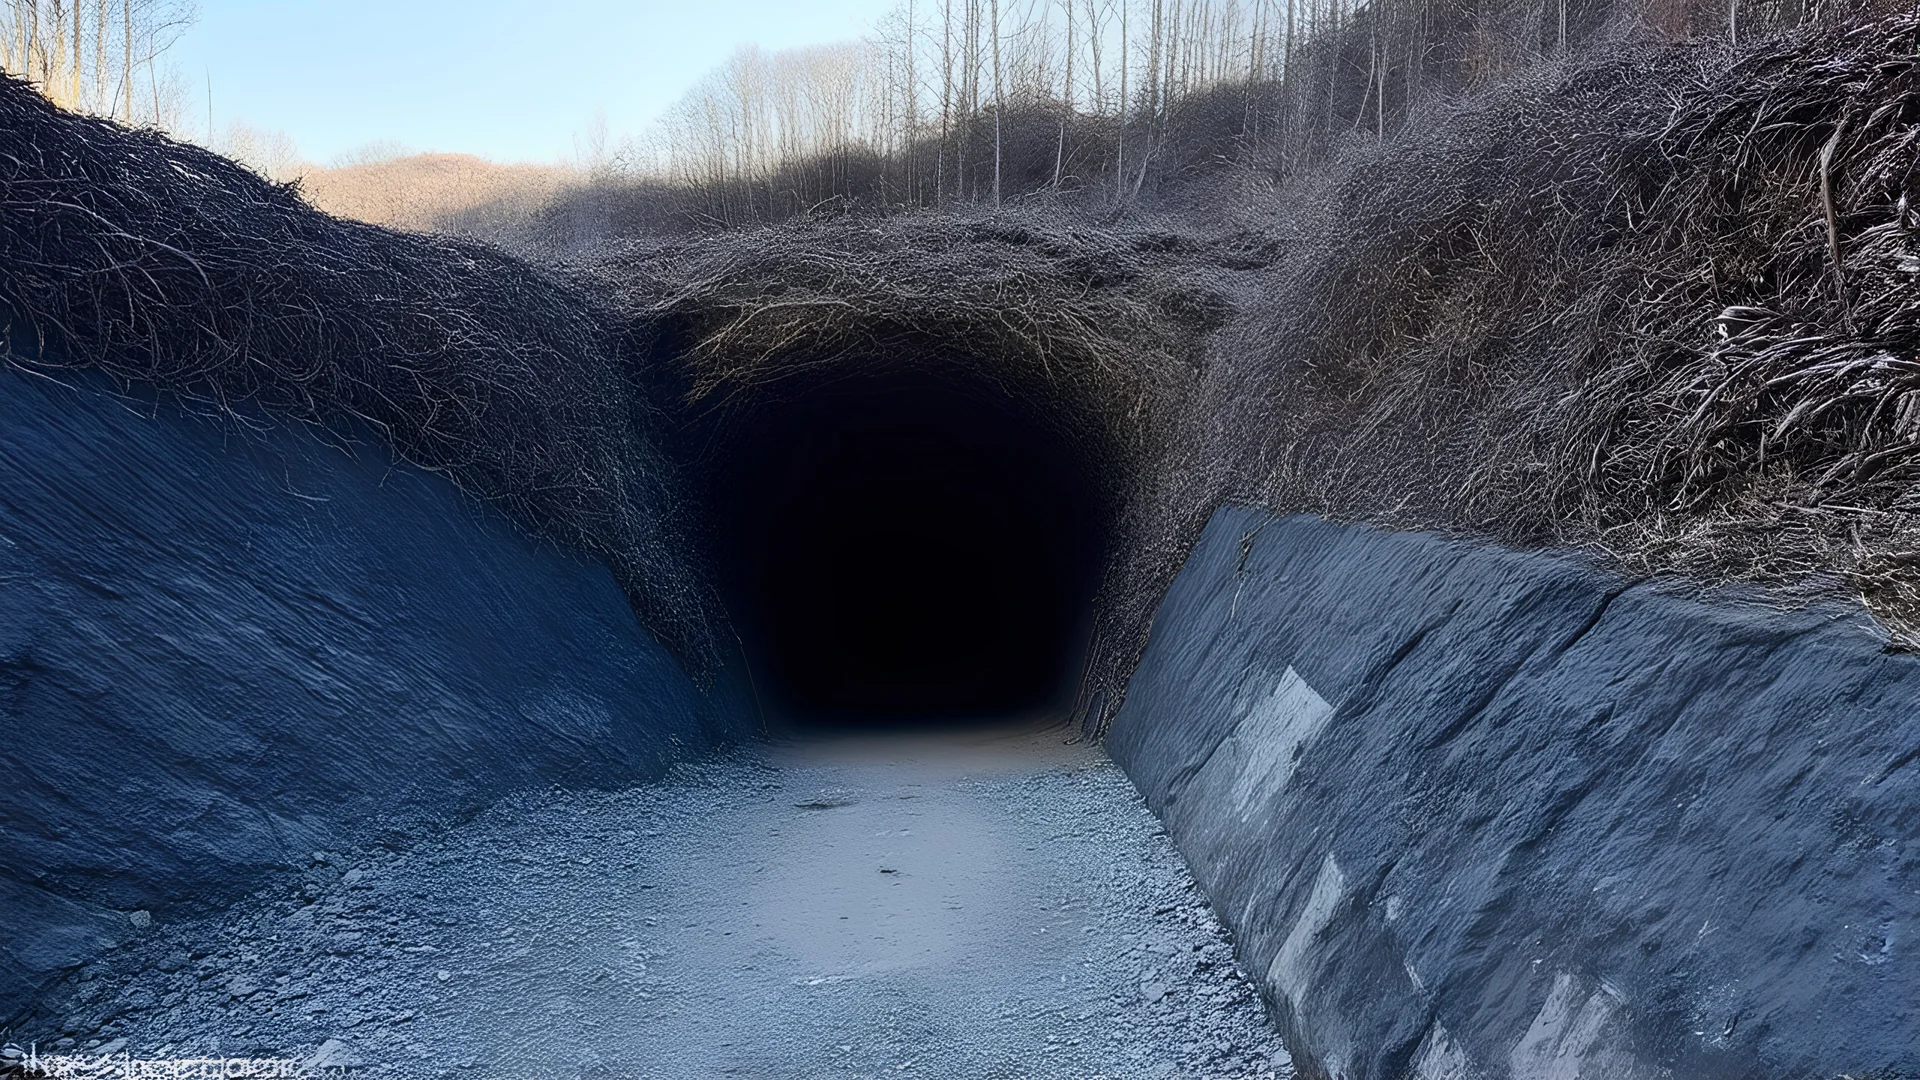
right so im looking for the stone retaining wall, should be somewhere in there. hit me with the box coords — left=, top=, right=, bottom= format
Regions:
left=1108, top=508, right=1918, bottom=1079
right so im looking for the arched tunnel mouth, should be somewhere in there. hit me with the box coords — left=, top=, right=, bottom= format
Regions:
left=693, top=367, right=1114, bottom=728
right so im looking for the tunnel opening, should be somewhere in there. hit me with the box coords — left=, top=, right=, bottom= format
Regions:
left=695, top=369, right=1113, bottom=728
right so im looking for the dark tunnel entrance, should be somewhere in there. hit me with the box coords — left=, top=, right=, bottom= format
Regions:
left=699, top=371, right=1111, bottom=726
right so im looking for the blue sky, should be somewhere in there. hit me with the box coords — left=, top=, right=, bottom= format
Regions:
left=172, top=0, right=895, bottom=164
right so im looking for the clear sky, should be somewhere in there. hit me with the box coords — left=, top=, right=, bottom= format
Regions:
left=171, top=0, right=896, bottom=164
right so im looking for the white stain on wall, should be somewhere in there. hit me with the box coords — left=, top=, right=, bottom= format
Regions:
left=1267, top=852, right=1347, bottom=1007
left=1412, top=1023, right=1477, bottom=1080
left=1508, top=972, right=1666, bottom=1080
left=1190, top=665, right=1336, bottom=824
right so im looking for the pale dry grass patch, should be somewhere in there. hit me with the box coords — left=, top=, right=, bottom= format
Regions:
left=297, top=153, right=579, bottom=237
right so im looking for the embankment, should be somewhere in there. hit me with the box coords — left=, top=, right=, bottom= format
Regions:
left=0, top=366, right=745, bottom=1022
left=1108, top=508, right=1918, bottom=1080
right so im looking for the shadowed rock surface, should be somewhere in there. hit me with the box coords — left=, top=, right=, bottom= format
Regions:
left=0, top=367, right=743, bottom=1021
left=1109, top=509, right=1920, bottom=1080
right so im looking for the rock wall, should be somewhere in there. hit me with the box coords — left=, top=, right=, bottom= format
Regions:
left=0, top=365, right=745, bottom=1020
left=1107, top=508, right=1918, bottom=1080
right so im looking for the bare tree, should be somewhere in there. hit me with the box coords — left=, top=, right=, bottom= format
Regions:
left=1082, top=0, right=1107, bottom=113
left=218, top=118, right=304, bottom=181
left=121, top=0, right=130, bottom=117
left=959, top=0, right=977, bottom=200
left=92, top=0, right=104, bottom=108
left=1, top=0, right=190, bottom=120
left=1131, top=0, right=1163, bottom=199
left=622, top=0, right=1815, bottom=216
left=938, top=0, right=953, bottom=204
left=1053, top=0, right=1072, bottom=188
left=1116, top=0, right=1128, bottom=203
left=904, top=0, right=918, bottom=202
left=990, top=0, right=1003, bottom=206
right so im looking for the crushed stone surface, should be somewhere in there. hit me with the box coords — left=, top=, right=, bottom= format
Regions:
left=26, top=725, right=1291, bottom=1079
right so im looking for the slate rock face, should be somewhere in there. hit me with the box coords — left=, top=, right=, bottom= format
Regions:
left=1107, top=508, right=1919, bottom=1080
left=0, top=366, right=742, bottom=1019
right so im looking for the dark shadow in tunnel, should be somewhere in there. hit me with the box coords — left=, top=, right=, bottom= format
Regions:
left=695, top=370, right=1111, bottom=728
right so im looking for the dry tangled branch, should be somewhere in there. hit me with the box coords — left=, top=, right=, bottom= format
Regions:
left=574, top=214, right=1223, bottom=430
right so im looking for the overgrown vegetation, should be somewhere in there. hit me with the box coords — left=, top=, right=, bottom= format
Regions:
left=578, top=214, right=1218, bottom=426
left=7, top=1, right=1920, bottom=729
left=1217, top=13, right=1920, bottom=635
left=1138, top=10, right=1920, bottom=723
left=561, top=8, right=1920, bottom=727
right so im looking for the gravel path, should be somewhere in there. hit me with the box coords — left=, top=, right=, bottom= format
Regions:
left=26, top=725, right=1291, bottom=1078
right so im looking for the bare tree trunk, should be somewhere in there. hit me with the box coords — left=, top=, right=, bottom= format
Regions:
left=1116, top=0, right=1127, bottom=204
left=1083, top=0, right=1104, bottom=114
left=122, top=0, right=131, bottom=119
left=1053, top=118, right=1066, bottom=189
left=72, top=0, right=82, bottom=106
left=1281, top=0, right=1294, bottom=171
left=1131, top=0, right=1162, bottom=200
left=1053, top=0, right=1072, bottom=189
left=94, top=0, right=106, bottom=109
left=939, top=0, right=952, bottom=206
left=1244, top=0, right=1264, bottom=156
left=905, top=0, right=918, bottom=206
left=961, top=0, right=977, bottom=201
left=25, top=0, right=40, bottom=91
left=990, top=0, right=1002, bottom=207
left=1352, top=21, right=1373, bottom=132
left=881, top=48, right=894, bottom=207
left=1161, top=0, right=1179, bottom=120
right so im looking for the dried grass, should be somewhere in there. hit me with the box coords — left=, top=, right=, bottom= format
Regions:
left=574, top=213, right=1221, bottom=428
left=296, top=153, right=578, bottom=238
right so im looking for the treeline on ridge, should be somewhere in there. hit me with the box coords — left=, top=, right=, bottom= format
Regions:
left=509, top=0, right=1879, bottom=238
